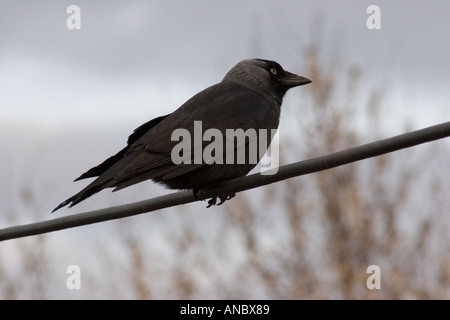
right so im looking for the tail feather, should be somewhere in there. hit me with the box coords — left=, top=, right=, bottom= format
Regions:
left=52, top=183, right=109, bottom=213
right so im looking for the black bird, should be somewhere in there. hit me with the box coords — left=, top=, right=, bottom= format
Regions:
left=52, top=59, right=311, bottom=212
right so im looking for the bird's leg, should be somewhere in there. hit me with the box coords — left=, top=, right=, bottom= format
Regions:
left=193, top=188, right=203, bottom=201
left=193, top=188, right=215, bottom=206
left=193, top=188, right=218, bottom=207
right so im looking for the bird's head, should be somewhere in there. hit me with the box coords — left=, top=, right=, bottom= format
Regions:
left=223, top=59, right=311, bottom=104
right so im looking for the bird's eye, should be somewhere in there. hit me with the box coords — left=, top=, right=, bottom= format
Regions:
left=270, top=67, right=277, bottom=75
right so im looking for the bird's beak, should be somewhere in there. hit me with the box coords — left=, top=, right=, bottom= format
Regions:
left=280, top=71, right=312, bottom=88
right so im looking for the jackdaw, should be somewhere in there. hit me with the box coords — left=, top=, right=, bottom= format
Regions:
left=52, top=59, right=311, bottom=212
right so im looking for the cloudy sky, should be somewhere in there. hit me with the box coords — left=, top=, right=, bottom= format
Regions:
left=1, top=0, right=449, bottom=129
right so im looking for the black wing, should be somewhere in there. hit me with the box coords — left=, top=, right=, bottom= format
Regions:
left=74, top=114, right=169, bottom=181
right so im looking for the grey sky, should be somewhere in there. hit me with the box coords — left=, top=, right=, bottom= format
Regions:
left=1, top=0, right=449, bottom=128
left=1, top=1, right=449, bottom=299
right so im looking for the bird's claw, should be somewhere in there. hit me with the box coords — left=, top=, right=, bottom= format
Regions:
left=207, top=193, right=236, bottom=208
left=193, top=189, right=236, bottom=208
